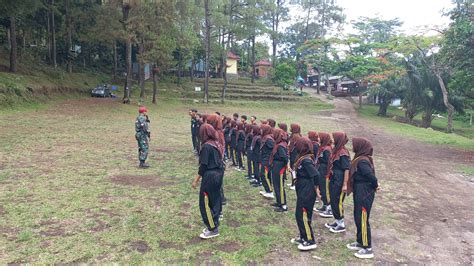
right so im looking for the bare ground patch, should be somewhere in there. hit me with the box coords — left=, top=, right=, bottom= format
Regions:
left=109, top=175, right=176, bottom=188
left=159, top=240, right=182, bottom=249
left=218, top=241, right=242, bottom=253
left=128, top=240, right=151, bottom=254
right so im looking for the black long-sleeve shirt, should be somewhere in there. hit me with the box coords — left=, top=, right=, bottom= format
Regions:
left=230, top=129, right=237, bottom=147
left=198, top=144, right=223, bottom=176
left=237, top=131, right=245, bottom=152
left=273, top=145, right=289, bottom=164
left=261, top=139, right=274, bottom=165
left=353, top=160, right=378, bottom=189
left=290, top=148, right=298, bottom=169
left=297, top=158, right=320, bottom=186
left=252, top=138, right=262, bottom=163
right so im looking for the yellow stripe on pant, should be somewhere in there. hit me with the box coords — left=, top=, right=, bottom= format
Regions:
left=204, top=193, right=215, bottom=229
left=325, top=177, right=330, bottom=204
left=362, top=208, right=368, bottom=246
left=264, top=167, right=273, bottom=192
left=303, top=208, right=312, bottom=241
left=338, top=191, right=345, bottom=217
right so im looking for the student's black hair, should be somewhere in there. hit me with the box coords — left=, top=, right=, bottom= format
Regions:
left=233, top=113, right=239, bottom=118
left=241, top=115, right=247, bottom=121
left=251, top=115, right=257, bottom=120
left=215, top=112, right=221, bottom=116
left=190, top=109, right=198, bottom=113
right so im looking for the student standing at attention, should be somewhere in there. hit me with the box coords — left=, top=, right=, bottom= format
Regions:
left=270, top=128, right=289, bottom=212
left=259, top=124, right=275, bottom=199
left=325, top=132, right=351, bottom=233
left=346, top=137, right=379, bottom=259
left=192, top=124, right=225, bottom=239
left=291, top=137, right=320, bottom=251
left=318, top=132, right=333, bottom=216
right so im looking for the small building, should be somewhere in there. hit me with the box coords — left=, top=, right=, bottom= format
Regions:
left=227, top=51, right=240, bottom=78
left=255, top=59, right=272, bottom=78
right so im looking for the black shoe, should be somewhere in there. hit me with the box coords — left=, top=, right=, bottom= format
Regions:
left=324, top=221, right=338, bottom=229
left=270, top=202, right=280, bottom=207
left=139, top=161, right=150, bottom=168
left=291, top=237, right=304, bottom=245
left=249, top=179, right=259, bottom=184
left=315, top=205, right=327, bottom=212
left=251, top=183, right=262, bottom=187
left=298, top=241, right=317, bottom=251
left=274, top=206, right=288, bottom=213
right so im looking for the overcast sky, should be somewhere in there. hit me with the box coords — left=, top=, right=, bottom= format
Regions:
left=336, top=0, right=454, bottom=34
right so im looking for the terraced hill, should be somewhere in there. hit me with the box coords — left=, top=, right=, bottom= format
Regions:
left=181, top=78, right=309, bottom=102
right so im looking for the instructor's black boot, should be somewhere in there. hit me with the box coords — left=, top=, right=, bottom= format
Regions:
left=139, top=160, right=150, bottom=168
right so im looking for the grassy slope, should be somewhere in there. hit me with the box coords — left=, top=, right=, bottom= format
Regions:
left=0, top=96, right=347, bottom=264
left=358, top=105, right=474, bottom=150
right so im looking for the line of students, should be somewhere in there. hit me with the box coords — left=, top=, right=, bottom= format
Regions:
left=190, top=111, right=379, bottom=259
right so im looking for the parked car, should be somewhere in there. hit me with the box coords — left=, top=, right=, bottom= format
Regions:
left=91, top=85, right=111, bottom=97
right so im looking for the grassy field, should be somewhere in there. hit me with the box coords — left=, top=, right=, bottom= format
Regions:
left=0, top=95, right=361, bottom=264
left=358, top=105, right=474, bottom=150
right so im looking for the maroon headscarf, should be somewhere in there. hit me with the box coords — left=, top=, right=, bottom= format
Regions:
left=200, top=124, right=224, bottom=159
left=260, top=124, right=274, bottom=149
left=267, top=118, right=276, bottom=128
left=270, top=128, right=289, bottom=164
left=294, top=137, right=315, bottom=171
left=237, top=121, right=245, bottom=136
left=327, top=132, right=350, bottom=177
left=278, top=123, right=288, bottom=132
left=251, top=125, right=261, bottom=150
left=348, top=137, right=375, bottom=195
left=289, top=123, right=302, bottom=152
left=207, top=114, right=223, bottom=131
left=308, top=131, right=319, bottom=144
left=317, top=132, right=332, bottom=158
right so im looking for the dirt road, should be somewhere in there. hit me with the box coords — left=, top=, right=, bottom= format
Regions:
left=309, top=92, right=473, bottom=264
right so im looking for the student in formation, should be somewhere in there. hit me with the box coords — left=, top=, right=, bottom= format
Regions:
left=240, top=115, right=248, bottom=125
left=250, top=125, right=262, bottom=187
left=278, top=123, right=288, bottom=133
left=324, top=132, right=351, bottom=233
left=288, top=124, right=302, bottom=190
left=229, top=120, right=238, bottom=166
left=259, top=124, right=275, bottom=199
left=233, top=113, right=239, bottom=122
left=250, top=115, right=257, bottom=125
left=317, top=132, right=333, bottom=216
left=270, top=128, right=289, bottom=212
left=245, top=124, right=254, bottom=179
left=346, top=137, right=379, bottom=259
left=135, top=106, right=151, bottom=168
left=291, top=137, right=320, bottom=251
left=267, top=118, right=276, bottom=128
left=236, top=122, right=246, bottom=171
left=223, top=117, right=232, bottom=161
left=189, top=109, right=199, bottom=154
left=206, top=114, right=227, bottom=206
left=192, top=123, right=225, bottom=239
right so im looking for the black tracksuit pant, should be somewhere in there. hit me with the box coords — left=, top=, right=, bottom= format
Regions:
left=253, top=161, right=260, bottom=181
left=272, top=161, right=287, bottom=206
left=224, top=143, right=230, bottom=160
left=199, top=169, right=223, bottom=230
left=230, top=145, right=236, bottom=165
left=236, top=148, right=244, bottom=168
left=353, top=182, right=375, bottom=248
left=261, top=163, right=273, bottom=193
left=295, top=178, right=316, bottom=243
left=247, top=154, right=253, bottom=177
left=192, top=132, right=198, bottom=151
left=329, top=170, right=345, bottom=220
left=319, top=164, right=330, bottom=206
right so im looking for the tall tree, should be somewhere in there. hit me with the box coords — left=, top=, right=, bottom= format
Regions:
left=203, top=0, right=211, bottom=103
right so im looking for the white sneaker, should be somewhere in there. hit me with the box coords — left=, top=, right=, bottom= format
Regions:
left=346, top=242, right=363, bottom=251
left=259, top=191, right=266, bottom=195
left=354, top=248, right=374, bottom=259
left=297, top=241, right=317, bottom=251
left=263, top=192, right=274, bottom=199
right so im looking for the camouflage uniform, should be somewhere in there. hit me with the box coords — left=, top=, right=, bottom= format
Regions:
left=135, top=114, right=150, bottom=164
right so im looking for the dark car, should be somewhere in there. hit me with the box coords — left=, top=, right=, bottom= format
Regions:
left=91, top=85, right=111, bottom=97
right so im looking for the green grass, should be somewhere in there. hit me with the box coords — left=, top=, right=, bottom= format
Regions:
left=0, top=91, right=343, bottom=264
left=358, top=105, right=474, bottom=150
left=458, top=166, right=474, bottom=176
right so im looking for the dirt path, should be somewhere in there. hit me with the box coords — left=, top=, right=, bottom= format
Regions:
left=309, top=92, right=474, bottom=264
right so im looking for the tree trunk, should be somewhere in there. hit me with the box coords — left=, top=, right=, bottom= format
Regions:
left=190, top=57, right=195, bottom=82
left=51, top=0, right=57, bottom=68
left=47, top=12, right=52, bottom=64
left=123, top=38, right=132, bottom=103
left=204, top=0, right=211, bottom=103
left=251, top=34, right=256, bottom=84
left=421, top=107, right=433, bottom=128
left=316, top=69, right=320, bottom=94
left=152, top=65, right=158, bottom=104
left=65, top=0, right=73, bottom=73
left=113, top=40, right=117, bottom=79
left=436, top=73, right=454, bottom=133
left=177, top=50, right=182, bottom=85
left=139, top=42, right=145, bottom=100
left=9, top=16, right=17, bottom=73
left=377, top=96, right=389, bottom=116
